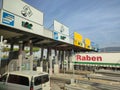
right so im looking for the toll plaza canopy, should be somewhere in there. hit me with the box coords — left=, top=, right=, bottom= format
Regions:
left=0, top=24, right=92, bottom=52
left=0, top=0, right=95, bottom=52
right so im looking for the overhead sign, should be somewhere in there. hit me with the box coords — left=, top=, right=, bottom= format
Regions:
left=53, top=31, right=70, bottom=43
left=84, top=38, right=91, bottom=46
left=2, top=0, right=43, bottom=25
left=84, top=38, right=91, bottom=49
left=2, top=11, right=14, bottom=26
left=1, top=10, right=44, bottom=36
left=54, top=20, right=69, bottom=36
left=91, top=42, right=99, bottom=51
left=74, top=32, right=83, bottom=47
left=53, top=20, right=70, bottom=43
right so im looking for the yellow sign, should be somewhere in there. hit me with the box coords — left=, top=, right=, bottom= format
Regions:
left=84, top=38, right=91, bottom=49
left=74, top=32, right=83, bottom=47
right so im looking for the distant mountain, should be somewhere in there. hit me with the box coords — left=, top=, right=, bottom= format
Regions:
left=100, top=47, right=120, bottom=52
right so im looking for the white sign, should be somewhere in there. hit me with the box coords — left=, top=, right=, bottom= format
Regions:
left=2, top=0, right=43, bottom=25
left=53, top=31, right=70, bottom=43
left=1, top=10, right=44, bottom=36
left=72, top=53, right=120, bottom=66
left=54, top=20, right=69, bottom=36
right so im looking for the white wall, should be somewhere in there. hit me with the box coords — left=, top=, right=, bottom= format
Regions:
left=44, top=28, right=53, bottom=39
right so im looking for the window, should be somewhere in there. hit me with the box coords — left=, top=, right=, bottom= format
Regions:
left=42, top=75, right=49, bottom=83
left=34, top=76, right=42, bottom=86
left=34, top=75, right=49, bottom=86
left=7, top=74, right=29, bottom=86
left=0, top=74, right=7, bottom=82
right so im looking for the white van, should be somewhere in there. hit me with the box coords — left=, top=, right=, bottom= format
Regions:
left=0, top=71, right=50, bottom=90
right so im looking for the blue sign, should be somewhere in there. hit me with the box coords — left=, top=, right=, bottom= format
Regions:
left=2, top=12, right=14, bottom=26
left=54, top=32, right=58, bottom=40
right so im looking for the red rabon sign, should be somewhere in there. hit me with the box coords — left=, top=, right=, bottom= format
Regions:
left=76, top=55, right=102, bottom=61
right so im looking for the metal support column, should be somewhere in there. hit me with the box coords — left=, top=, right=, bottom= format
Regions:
left=29, top=40, right=33, bottom=71
left=37, top=47, right=44, bottom=72
left=54, top=49, right=59, bottom=74
left=58, top=50, right=61, bottom=69
left=48, top=48, right=52, bottom=75
left=55, top=49, right=58, bottom=64
left=40, top=47, right=44, bottom=67
left=63, top=51, right=66, bottom=74
left=18, top=41, right=23, bottom=71
left=66, top=51, right=69, bottom=71
left=69, top=50, right=74, bottom=70
left=0, top=36, right=3, bottom=74
left=69, top=54, right=72, bottom=70
left=62, top=50, right=64, bottom=70
left=10, top=43, right=14, bottom=52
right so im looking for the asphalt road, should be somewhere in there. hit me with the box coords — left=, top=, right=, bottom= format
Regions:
left=50, top=73, right=120, bottom=90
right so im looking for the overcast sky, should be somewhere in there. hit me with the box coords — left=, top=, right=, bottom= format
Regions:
left=24, top=0, right=120, bottom=48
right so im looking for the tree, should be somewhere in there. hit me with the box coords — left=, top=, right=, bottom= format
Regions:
left=33, top=47, right=40, bottom=52
left=3, top=47, right=10, bottom=52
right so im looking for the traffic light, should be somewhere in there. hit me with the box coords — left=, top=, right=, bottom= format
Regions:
left=22, top=21, right=33, bottom=29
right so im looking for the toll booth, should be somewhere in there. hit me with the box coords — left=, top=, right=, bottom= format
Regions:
left=0, top=0, right=95, bottom=75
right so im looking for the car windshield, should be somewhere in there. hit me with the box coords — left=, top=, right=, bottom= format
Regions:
left=7, top=74, right=29, bottom=86
left=34, top=75, right=49, bottom=86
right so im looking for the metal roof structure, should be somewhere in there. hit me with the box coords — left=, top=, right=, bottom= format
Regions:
left=0, top=24, right=91, bottom=52
left=0, top=0, right=94, bottom=52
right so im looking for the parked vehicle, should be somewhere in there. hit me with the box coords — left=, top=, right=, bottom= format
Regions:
left=0, top=71, right=50, bottom=90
